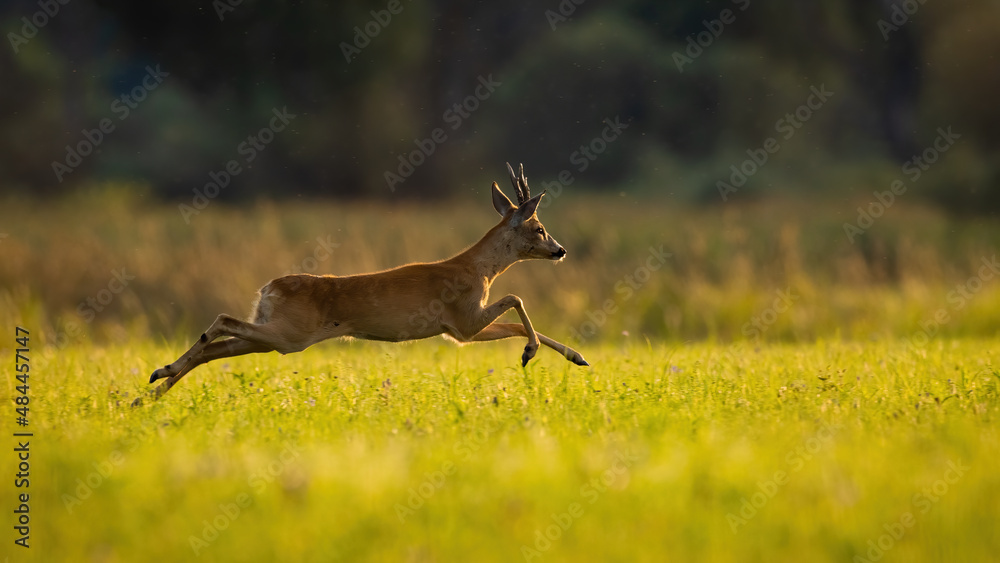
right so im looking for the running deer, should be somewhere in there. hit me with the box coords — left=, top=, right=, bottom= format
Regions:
left=135, top=163, right=588, bottom=405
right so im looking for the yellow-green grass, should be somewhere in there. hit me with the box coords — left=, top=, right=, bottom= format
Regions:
left=4, top=191, right=1000, bottom=561
left=2, top=337, right=997, bottom=562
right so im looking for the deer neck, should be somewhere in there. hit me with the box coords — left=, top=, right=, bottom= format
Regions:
left=456, top=221, right=520, bottom=285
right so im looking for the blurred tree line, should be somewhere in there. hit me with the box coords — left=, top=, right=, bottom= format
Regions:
left=1, top=0, right=997, bottom=209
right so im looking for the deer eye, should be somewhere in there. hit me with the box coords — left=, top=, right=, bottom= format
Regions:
left=536, top=227, right=545, bottom=236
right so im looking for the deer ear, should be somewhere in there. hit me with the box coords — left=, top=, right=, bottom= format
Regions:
left=515, top=192, right=543, bottom=220
left=491, top=182, right=515, bottom=216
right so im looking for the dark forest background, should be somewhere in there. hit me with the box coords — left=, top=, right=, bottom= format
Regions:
left=1, top=0, right=997, bottom=209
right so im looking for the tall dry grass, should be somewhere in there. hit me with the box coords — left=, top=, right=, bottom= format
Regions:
left=3, top=186, right=1000, bottom=347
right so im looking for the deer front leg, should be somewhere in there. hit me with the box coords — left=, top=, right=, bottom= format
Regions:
left=445, top=294, right=540, bottom=366
left=496, top=295, right=539, bottom=366
left=470, top=323, right=589, bottom=366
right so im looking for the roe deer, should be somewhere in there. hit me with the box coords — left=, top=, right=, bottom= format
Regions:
left=136, top=163, right=588, bottom=405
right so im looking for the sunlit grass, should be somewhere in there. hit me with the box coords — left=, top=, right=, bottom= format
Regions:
left=4, top=338, right=998, bottom=562
left=4, top=192, right=1000, bottom=561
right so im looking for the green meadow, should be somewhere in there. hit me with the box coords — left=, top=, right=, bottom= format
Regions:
left=2, top=193, right=1000, bottom=561
left=4, top=339, right=999, bottom=562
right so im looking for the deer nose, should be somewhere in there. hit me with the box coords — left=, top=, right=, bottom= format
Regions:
left=552, top=247, right=566, bottom=259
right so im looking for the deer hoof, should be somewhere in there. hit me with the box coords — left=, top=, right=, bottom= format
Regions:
left=149, top=367, right=170, bottom=383
left=130, top=396, right=144, bottom=408
left=521, top=344, right=538, bottom=366
left=572, top=354, right=589, bottom=367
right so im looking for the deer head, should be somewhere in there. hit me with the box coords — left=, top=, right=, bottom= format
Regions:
left=491, top=162, right=566, bottom=262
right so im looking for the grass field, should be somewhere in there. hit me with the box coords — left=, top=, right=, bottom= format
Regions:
left=2, top=193, right=1000, bottom=561
left=2, top=338, right=998, bottom=562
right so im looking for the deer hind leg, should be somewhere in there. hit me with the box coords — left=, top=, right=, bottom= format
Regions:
left=149, top=312, right=324, bottom=384
left=149, top=314, right=255, bottom=383
left=133, top=339, right=273, bottom=406
left=467, top=323, right=589, bottom=366
left=149, top=282, right=281, bottom=384
left=137, top=314, right=333, bottom=406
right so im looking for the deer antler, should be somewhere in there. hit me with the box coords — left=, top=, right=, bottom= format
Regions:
left=506, top=162, right=530, bottom=205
